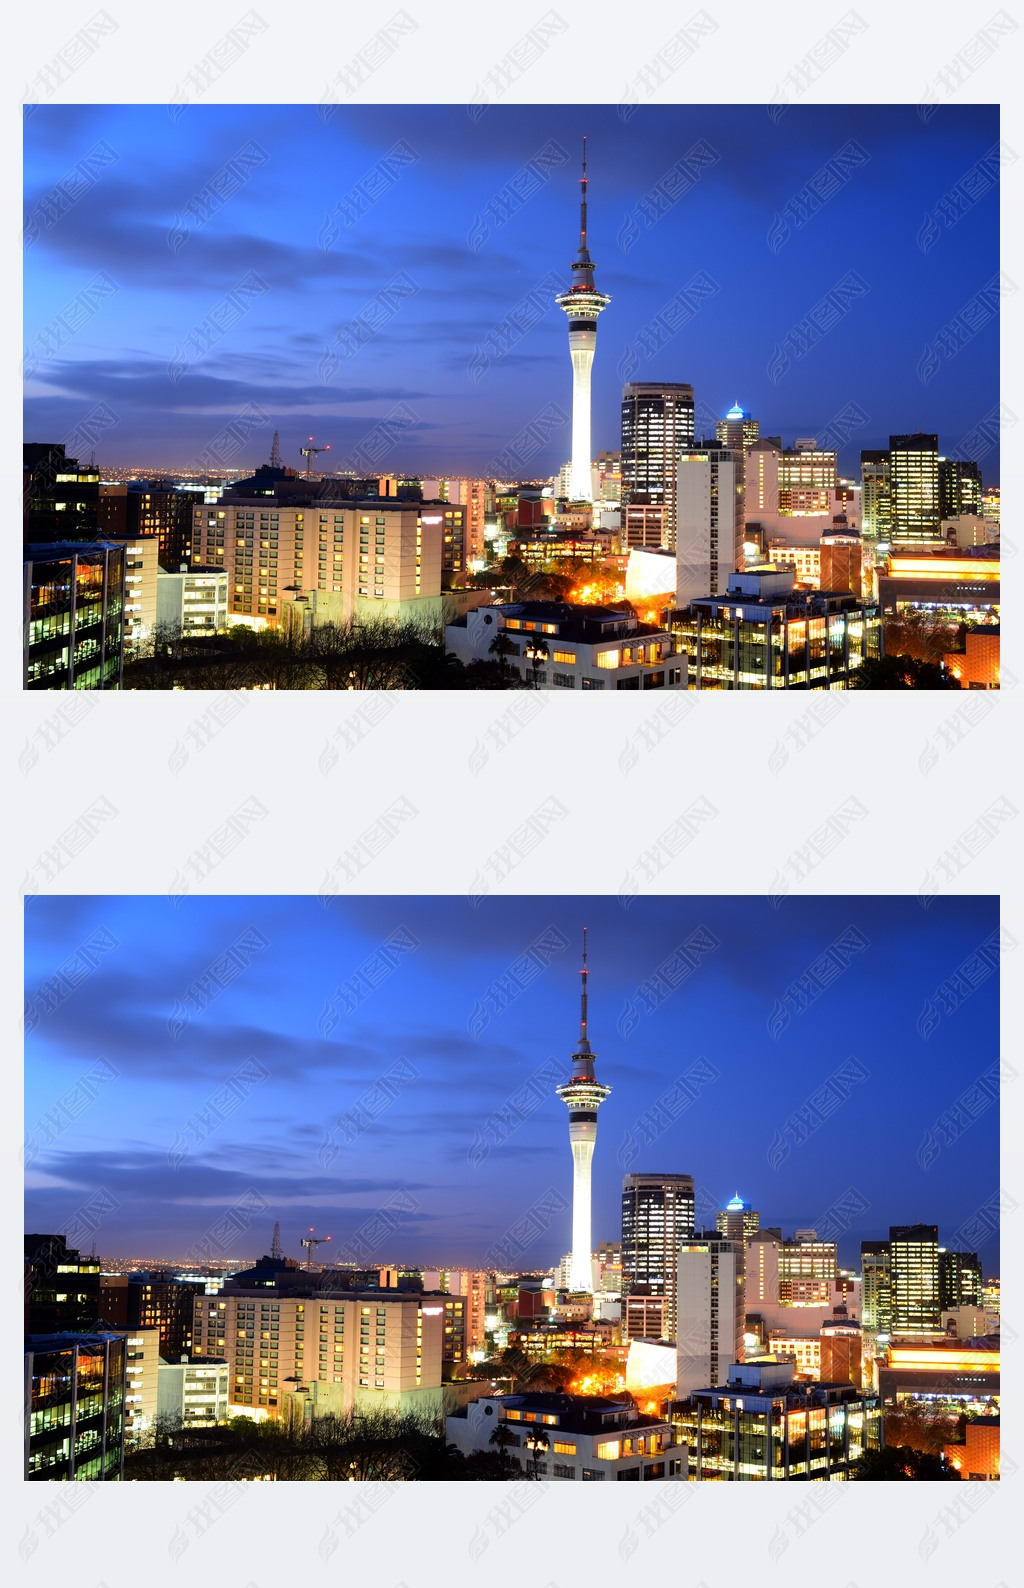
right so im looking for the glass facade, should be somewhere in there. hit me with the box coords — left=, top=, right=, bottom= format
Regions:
left=26, top=1334, right=126, bottom=1480
left=621, top=1175, right=695, bottom=1341
left=890, top=432, right=941, bottom=543
left=671, top=594, right=880, bottom=690
left=621, top=383, right=695, bottom=549
left=890, top=1224, right=941, bottom=1334
left=672, top=1385, right=880, bottom=1480
left=24, top=544, right=125, bottom=690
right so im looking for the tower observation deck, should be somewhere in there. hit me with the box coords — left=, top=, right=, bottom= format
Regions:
left=556, top=928, right=611, bottom=1293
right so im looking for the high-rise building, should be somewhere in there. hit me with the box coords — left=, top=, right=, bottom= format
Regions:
left=620, top=1174, right=696, bottom=1341
left=676, top=1234, right=745, bottom=1395
left=621, top=382, right=696, bottom=548
left=25, top=1234, right=103, bottom=1333
left=939, top=458, right=982, bottom=521
left=555, top=140, right=611, bottom=503
left=860, top=449, right=892, bottom=542
left=939, top=1250, right=982, bottom=1312
left=126, top=1276, right=205, bottom=1360
left=444, top=1271, right=488, bottom=1355
left=889, top=432, right=941, bottom=543
left=779, top=1236, right=837, bottom=1306
left=889, top=1223, right=941, bottom=1335
left=778, top=444, right=837, bottom=514
left=716, top=1196, right=760, bottom=1240
left=23, top=542, right=126, bottom=690
left=860, top=1241, right=891, bottom=1335
left=25, top=1332, right=127, bottom=1480
left=747, top=438, right=781, bottom=516
left=23, top=445, right=100, bottom=543
left=745, top=1231, right=780, bottom=1306
left=676, top=445, right=744, bottom=604
left=556, top=932, right=611, bottom=1293
left=716, top=403, right=759, bottom=449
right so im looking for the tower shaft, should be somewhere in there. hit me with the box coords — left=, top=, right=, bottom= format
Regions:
left=556, top=927, right=610, bottom=1295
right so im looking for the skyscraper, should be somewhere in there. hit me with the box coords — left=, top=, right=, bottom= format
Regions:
left=555, top=140, right=610, bottom=503
left=716, top=403, right=759, bottom=449
left=889, top=1223, right=941, bottom=1335
left=675, top=445, right=744, bottom=604
left=620, top=1173, right=696, bottom=1340
left=555, top=931, right=611, bottom=1293
left=889, top=433, right=941, bottom=543
left=860, top=1240, right=891, bottom=1335
left=939, top=1249, right=983, bottom=1312
left=860, top=449, right=892, bottom=542
left=716, top=1195, right=760, bottom=1240
left=620, top=382, right=696, bottom=548
left=676, top=1233, right=745, bottom=1394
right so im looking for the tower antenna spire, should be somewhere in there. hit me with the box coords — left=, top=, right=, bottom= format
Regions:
left=580, top=926, right=588, bottom=1044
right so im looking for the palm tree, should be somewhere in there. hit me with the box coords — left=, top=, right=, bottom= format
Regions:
left=524, top=1425, right=549, bottom=1479
left=525, top=635, right=549, bottom=688
left=488, top=1421, right=519, bottom=1473
left=488, top=630, right=517, bottom=679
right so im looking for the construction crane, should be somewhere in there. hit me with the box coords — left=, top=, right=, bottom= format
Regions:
left=299, top=436, right=330, bottom=478
left=270, top=1221, right=283, bottom=1260
left=300, top=1227, right=332, bottom=1270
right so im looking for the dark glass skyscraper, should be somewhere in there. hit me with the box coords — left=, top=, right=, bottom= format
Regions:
left=620, top=1172, right=695, bottom=1340
left=620, top=383, right=695, bottom=550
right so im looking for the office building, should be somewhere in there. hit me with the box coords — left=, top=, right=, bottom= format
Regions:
left=764, top=539, right=820, bottom=588
left=555, top=933, right=612, bottom=1292
left=860, top=449, right=891, bottom=542
left=676, top=1234, right=745, bottom=1396
left=676, top=446, right=744, bottom=605
left=156, top=565, right=229, bottom=636
left=716, top=403, right=759, bottom=449
left=939, top=458, right=982, bottom=520
left=621, top=382, right=695, bottom=549
left=446, top=1392, right=686, bottom=1480
left=121, top=1327, right=160, bottom=1446
left=23, top=541, right=125, bottom=690
left=157, top=1354, right=230, bottom=1427
left=25, top=1332, right=126, bottom=1480
left=445, top=601, right=684, bottom=690
left=861, top=1241, right=891, bottom=1335
left=716, top=1196, right=759, bottom=1241
left=779, top=1236, right=837, bottom=1306
left=778, top=442, right=837, bottom=514
left=939, top=1250, right=983, bottom=1312
left=25, top=1234, right=103, bottom=1333
left=621, top=1174, right=696, bottom=1341
left=189, top=497, right=446, bottom=629
left=23, top=445, right=100, bottom=542
left=819, top=512, right=863, bottom=596
left=671, top=567, right=880, bottom=689
left=746, top=1232, right=780, bottom=1306
left=889, top=432, right=941, bottom=543
left=747, top=438, right=780, bottom=516
left=444, top=1271, right=488, bottom=1355
left=122, top=537, right=160, bottom=651
left=555, top=142, right=611, bottom=502
left=889, top=1224, right=941, bottom=1336
left=766, top=1331, right=821, bottom=1378
left=670, top=1357, right=880, bottom=1481
left=191, top=1290, right=446, bottom=1419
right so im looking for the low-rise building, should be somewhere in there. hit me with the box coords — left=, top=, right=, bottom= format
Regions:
left=158, top=1353, right=230, bottom=1427
left=876, top=546, right=999, bottom=621
left=446, top=1392, right=686, bottom=1480
left=445, top=601, right=684, bottom=690
left=943, top=628, right=1000, bottom=688
left=156, top=564, right=229, bottom=636
left=942, top=1415, right=1000, bottom=1480
left=670, top=1357, right=881, bottom=1481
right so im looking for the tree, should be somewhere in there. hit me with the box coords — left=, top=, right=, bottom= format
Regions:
left=525, top=635, right=549, bottom=687
left=850, top=655, right=960, bottom=689
left=488, top=1421, right=520, bottom=1474
left=524, top=1425, right=549, bottom=1479
left=882, top=1404, right=958, bottom=1455
left=488, top=630, right=518, bottom=680
left=883, top=610, right=960, bottom=663
left=851, top=1444, right=961, bottom=1479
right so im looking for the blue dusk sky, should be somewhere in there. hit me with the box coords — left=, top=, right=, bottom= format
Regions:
left=23, top=103, right=1000, bottom=481
left=25, top=895, right=1000, bottom=1274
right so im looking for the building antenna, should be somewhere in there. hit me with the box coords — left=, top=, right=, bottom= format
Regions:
left=269, top=430, right=282, bottom=469
left=270, top=1221, right=283, bottom=1260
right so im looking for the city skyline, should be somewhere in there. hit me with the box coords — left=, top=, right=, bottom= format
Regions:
left=25, top=894, right=1001, bottom=1271
left=24, top=103, right=1001, bottom=480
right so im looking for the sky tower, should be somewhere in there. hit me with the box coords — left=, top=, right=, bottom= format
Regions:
left=556, top=139, right=611, bottom=504
left=556, top=929, right=611, bottom=1293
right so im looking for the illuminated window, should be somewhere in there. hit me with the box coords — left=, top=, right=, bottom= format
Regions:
left=553, top=1440, right=576, bottom=1455
left=596, top=650, right=620, bottom=669
left=596, top=1440, right=621, bottom=1460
